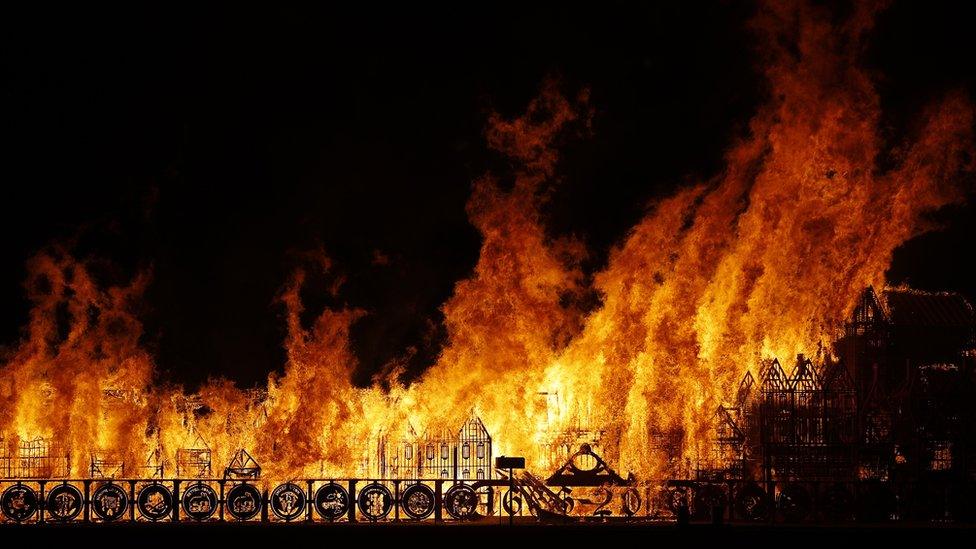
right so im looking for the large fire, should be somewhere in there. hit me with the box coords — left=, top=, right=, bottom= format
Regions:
left=1, top=1, right=973, bottom=483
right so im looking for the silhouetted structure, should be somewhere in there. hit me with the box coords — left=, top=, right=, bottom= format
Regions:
left=1, top=286, right=974, bottom=526
left=696, top=287, right=976, bottom=521
left=224, top=448, right=261, bottom=479
left=376, top=414, right=492, bottom=480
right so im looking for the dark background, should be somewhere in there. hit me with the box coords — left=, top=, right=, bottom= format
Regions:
left=1, top=2, right=974, bottom=389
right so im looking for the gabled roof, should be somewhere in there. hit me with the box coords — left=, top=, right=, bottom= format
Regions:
left=790, top=357, right=820, bottom=391
left=851, top=286, right=888, bottom=325
left=760, top=359, right=788, bottom=391
left=457, top=415, right=491, bottom=442
left=420, top=413, right=491, bottom=443
left=224, top=448, right=261, bottom=479
left=735, top=371, right=755, bottom=407
left=226, top=448, right=260, bottom=470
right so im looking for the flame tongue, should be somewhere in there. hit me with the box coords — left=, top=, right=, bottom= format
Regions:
left=0, top=0, right=973, bottom=480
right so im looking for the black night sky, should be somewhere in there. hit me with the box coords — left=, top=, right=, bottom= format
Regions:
left=2, top=2, right=974, bottom=390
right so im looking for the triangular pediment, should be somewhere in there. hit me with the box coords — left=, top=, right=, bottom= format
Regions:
left=546, top=444, right=627, bottom=487
left=761, top=359, right=788, bottom=391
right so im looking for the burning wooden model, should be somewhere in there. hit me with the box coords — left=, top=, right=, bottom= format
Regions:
left=1, top=0, right=975, bottom=528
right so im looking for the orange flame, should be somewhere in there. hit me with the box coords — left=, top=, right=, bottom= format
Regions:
left=0, top=0, right=972, bottom=481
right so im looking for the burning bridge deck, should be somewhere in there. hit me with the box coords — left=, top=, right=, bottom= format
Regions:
left=1, top=475, right=970, bottom=525
left=0, top=477, right=537, bottom=525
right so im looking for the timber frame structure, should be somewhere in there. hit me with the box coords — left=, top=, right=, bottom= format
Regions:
left=1, top=286, right=975, bottom=525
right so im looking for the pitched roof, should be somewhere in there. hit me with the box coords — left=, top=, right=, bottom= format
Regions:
left=760, top=359, right=788, bottom=391
left=735, top=371, right=755, bottom=407
left=790, top=357, right=820, bottom=390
